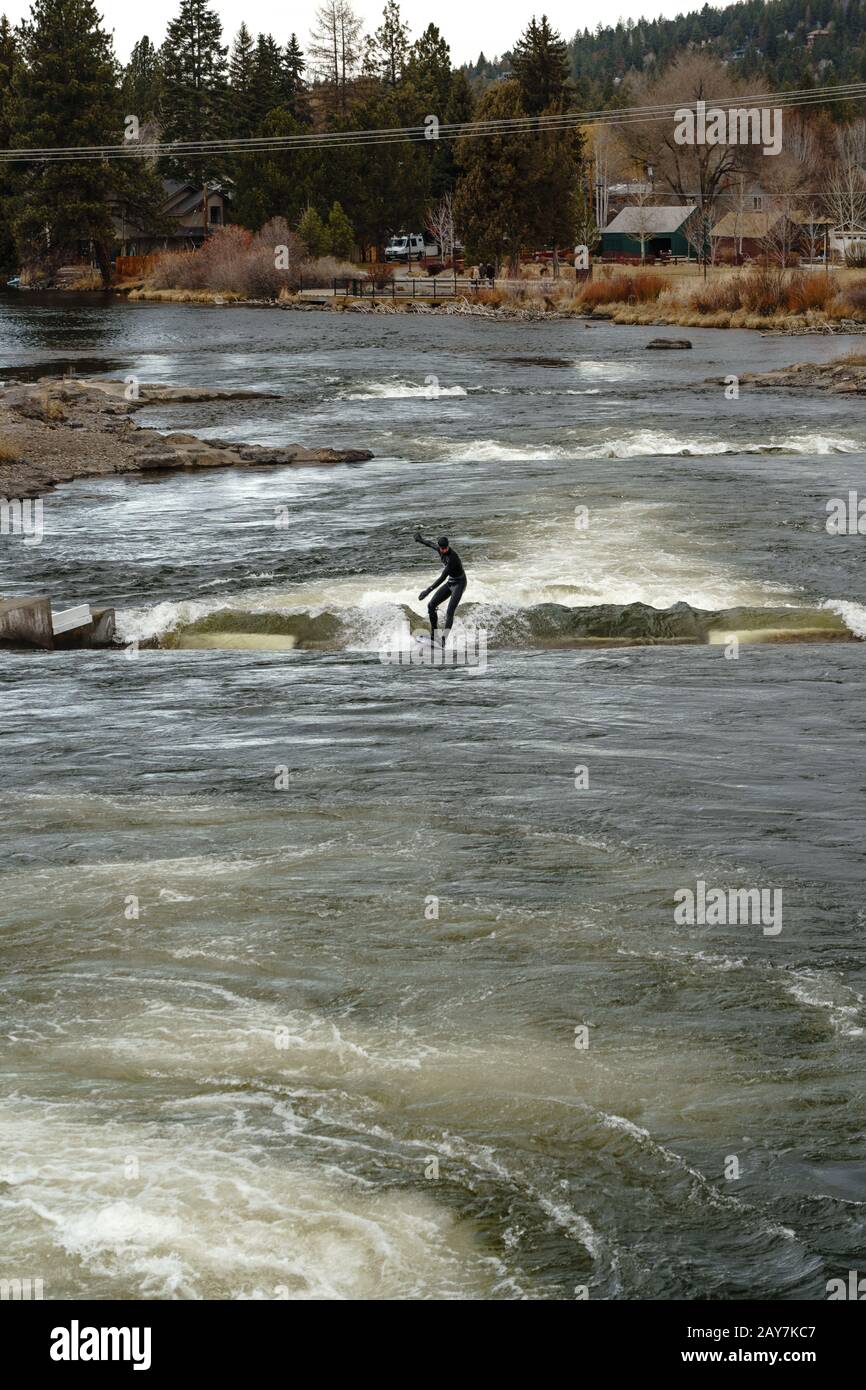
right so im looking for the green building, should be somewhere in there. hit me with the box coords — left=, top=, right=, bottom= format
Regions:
left=601, top=205, right=697, bottom=259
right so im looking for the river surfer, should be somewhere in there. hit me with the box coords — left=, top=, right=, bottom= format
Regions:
left=414, top=531, right=467, bottom=647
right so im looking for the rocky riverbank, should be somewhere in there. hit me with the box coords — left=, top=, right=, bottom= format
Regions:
left=0, top=377, right=373, bottom=498
left=706, top=354, right=866, bottom=394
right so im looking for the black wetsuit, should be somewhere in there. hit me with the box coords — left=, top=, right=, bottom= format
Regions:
left=416, top=536, right=467, bottom=636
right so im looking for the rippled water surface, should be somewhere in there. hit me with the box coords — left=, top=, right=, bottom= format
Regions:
left=1, top=295, right=865, bottom=1300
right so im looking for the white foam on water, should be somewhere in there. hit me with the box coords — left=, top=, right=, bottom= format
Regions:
left=781, top=969, right=865, bottom=1038
left=421, top=429, right=863, bottom=465
left=343, top=380, right=468, bottom=400
left=0, top=1106, right=497, bottom=1300
left=436, top=438, right=566, bottom=462
left=118, top=493, right=798, bottom=645
left=824, top=599, right=866, bottom=639
left=568, top=430, right=864, bottom=460
left=116, top=597, right=220, bottom=644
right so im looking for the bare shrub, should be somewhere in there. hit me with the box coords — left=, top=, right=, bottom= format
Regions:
left=689, top=278, right=742, bottom=313
left=143, top=222, right=306, bottom=298
left=0, top=436, right=23, bottom=463
left=579, top=272, right=666, bottom=307
left=297, top=255, right=359, bottom=289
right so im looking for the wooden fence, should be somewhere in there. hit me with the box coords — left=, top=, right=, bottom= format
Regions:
left=333, top=274, right=494, bottom=301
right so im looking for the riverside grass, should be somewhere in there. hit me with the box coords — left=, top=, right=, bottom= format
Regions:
left=129, top=254, right=866, bottom=330
left=575, top=266, right=866, bottom=330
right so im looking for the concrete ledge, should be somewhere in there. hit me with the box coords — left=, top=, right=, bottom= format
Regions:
left=0, top=597, right=117, bottom=649
left=0, top=595, right=54, bottom=649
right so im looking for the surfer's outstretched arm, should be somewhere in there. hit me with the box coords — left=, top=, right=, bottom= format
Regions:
left=413, top=531, right=440, bottom=553
left=418, top=566, right=446, bottom=600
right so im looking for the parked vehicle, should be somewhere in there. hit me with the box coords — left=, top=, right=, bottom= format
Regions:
left=384, top=233, right=440, bottom=263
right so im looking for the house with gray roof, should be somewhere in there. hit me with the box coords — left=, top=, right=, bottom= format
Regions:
left=601, top=205, right=697, bottom=260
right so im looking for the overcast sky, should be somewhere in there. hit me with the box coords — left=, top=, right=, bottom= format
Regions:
left=1, top=1, right=718, bottom=66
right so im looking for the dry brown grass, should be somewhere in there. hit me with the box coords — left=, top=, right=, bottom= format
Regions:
left=0, top=436, right=23, bottom=463
left=69, top=271, right=104, bottom=291
left=580, top=272, right=667, bottom=308
left=129, top=288, right=243, bottom=303
left=40, top=393, right=66, bottom=422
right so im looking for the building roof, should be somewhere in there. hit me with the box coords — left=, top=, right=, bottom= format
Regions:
left=789, top=210, right=834, bottom=226
left=710, top=210, right=783, bottom=239
left=607, top=181, right=653, bottom=198
left=604, top=205, right=696, bottom=235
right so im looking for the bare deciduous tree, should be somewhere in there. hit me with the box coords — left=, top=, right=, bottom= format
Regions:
left=615, top=54, right=766, bottom=211
left=309, top=1, right=364, bottom=115
left=824, top=121, right=866, bottom=244
left=425, top=192, right=455, bottom=260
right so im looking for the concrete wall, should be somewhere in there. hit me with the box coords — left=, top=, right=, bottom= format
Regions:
left=0, top=596, right=54, bottom=649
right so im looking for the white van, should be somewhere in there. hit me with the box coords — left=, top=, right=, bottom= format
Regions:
left=384, top=233, right=439, bottom=263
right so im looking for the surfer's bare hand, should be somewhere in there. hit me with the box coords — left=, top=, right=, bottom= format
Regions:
left=418, top=589, right=429, bottom=600
left=413, top=531, right=423, bottom=542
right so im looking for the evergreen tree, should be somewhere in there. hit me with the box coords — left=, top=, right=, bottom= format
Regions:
left=121, top=36, right=163, bottom=123
left=511, top=15, right=571, bottom=114
left=337, top=86, right=429, bottom=255
left=454, top=78, right=579, bottom=272
left=327, top=200, right=355, bottom=258
left=296, top=208, right=330, bottom=258
left=228, top=23, right=256, bottom=136
left=282, top=34, right=310, bottom=123
left=232, top=107, right=313, bottom=229
left=403, top=27, right=467, bottom=202
left=365, top=0, right=410, bottom=86
left=0, top=15, right=19, bottom=270
left=297, top=205, right=331, bottom=257
left=160, top=0, right=228, bottom=183
left=6, top=0, right=126, bottom=283
left=249, top=32, right=284, bottom=127
left=405, top=23, right=452, bottom=112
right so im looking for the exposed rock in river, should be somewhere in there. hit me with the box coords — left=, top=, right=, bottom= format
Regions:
left=711, top=357, right=866, bottom=395
left=0, top=377, right=373, bottom=498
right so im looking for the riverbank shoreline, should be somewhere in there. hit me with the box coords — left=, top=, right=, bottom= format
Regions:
left=119, top=288, right=866, bottom=332
left=0, top=377, right=373, bottom=499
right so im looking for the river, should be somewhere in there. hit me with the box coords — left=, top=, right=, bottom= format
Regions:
left=1, top=294, right=865, bottom=1300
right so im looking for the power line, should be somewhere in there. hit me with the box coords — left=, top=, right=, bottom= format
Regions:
left=1, top=79, right=865, bottom=163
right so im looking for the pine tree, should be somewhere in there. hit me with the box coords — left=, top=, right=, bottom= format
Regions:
left=160, top=0, right=228, bottom=183
left=403, top=25, right=463, bottom=202
left=297, top=205, right=331, bottom=257
left=232, top=108, right=313, bottom=229
left=0, top=15, right=19, bottom=271
left=511, top=15, right=571, bottom=115
left=249, top=33, right=284, bottom=127
left=121, top=36, right=163, bottom=123
left=6, top=0, right=127, bottom=283
left=282, top=34, right=310, bottom=123
left=327, top=200, right=355, bottom=259
left=366, top=0, right=410, bottom=86
left=454, top=81, right=534, bottom=271
left=405, top=23, right=452, bottom=112
left=228, top=24, right=256, bottom=136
